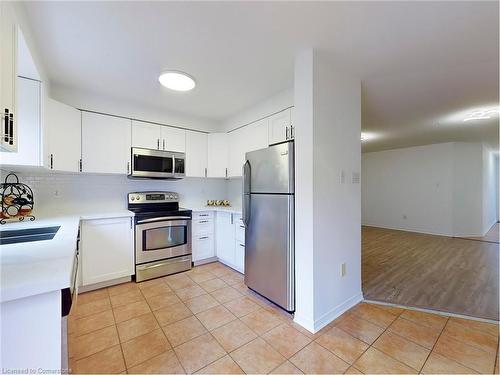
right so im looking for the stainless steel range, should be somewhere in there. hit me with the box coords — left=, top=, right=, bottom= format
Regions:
left=128, top=191, right=192, bottom=282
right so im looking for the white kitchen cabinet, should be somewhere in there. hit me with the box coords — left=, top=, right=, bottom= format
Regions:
left=227, top=128, right=245, bottom=178
left=233, top=213, right=245, bottom=273
left=268, top=108, right=293, bottom=145
left=161, top=126, right=185, bottom=152
left=192, top=211, right=215, bottom=263
left=0, top=2, right=17, bottom=152
left=207, top=133, right=228, bottom=178
left=215, top=211, right=236, bottom=267
left=45, top=98, right=81, bottom=172
left=186, top=131, right=207, bottom=177
left=1, top=77, right=40, bottom=166
left=81, top=217, right=134, bottom=286
left=81, top=112, right=131, bottom=174
left=228, top=118, right=268, bottom=177
left=131, top=121, right=185, bottom=152
left=132, top=120, right=161, bottom=150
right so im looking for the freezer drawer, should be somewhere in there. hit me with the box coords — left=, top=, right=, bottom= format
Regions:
left=244, top=193, right=294, bottom=311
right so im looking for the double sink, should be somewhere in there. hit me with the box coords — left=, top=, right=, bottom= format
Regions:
left=0, top=226, right=60, bottom=245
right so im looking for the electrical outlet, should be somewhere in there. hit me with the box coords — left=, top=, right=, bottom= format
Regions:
left=403, top=214, right=407, bottom=220
left=340, top=170, right=346, bottom=184
left=341, top=263, right=346, bottom=277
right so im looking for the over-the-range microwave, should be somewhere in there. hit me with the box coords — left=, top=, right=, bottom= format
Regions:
left=129, top=147, right=185, bottom=179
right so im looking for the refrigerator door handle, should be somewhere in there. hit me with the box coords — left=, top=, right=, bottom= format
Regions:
left=242, top=160, right=251, bottom=227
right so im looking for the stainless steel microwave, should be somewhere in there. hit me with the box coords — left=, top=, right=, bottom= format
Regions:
left=130, top=147, right=185, bottom=179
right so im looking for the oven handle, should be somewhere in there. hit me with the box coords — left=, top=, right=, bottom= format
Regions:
left=138, top=257, right=191, bottom=270
left=136, top=216, right=192, bottom=224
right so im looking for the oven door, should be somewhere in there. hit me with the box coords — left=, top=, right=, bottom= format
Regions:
left=131, top=148, right=174, bottom=178
left=135, top=217, right=192, bottom=264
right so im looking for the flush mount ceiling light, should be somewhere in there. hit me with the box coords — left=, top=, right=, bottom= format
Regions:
left=158, top=71, right=196, bottom=92
left=463, top=107, right=500, bottom=122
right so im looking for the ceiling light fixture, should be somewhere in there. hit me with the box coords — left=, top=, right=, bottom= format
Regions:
left=158, top=71, right=196, bottom=92
left=463, top=108, right=499, bottom=122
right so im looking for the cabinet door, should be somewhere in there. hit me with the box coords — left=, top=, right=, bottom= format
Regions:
left=207, top=133, right=228, bottom=178
left=1, top=77, right=40, bottom=166
left=81, top=217, right=134, bottom=286
left=245, top=117, right=268, bottom=152
left=216, top=212, right=235, bottom=266
left=0, top=2, right=17, bottom=152
left=132, top=120, right=161, bottom=150
left=234, top=241, right=245, bottom=274
left=227, top=128, right=245, bottom=178
left=185, top=131, right=207, bottom=177
left=268, top=108, right=291, bottom=145
left=81, top=112, right=131, bottom=174
left=192, top=234, right=215, bottom=262
left=45, top=98, right=81, bottom=172
left=161, top=126, right=185, bottom=152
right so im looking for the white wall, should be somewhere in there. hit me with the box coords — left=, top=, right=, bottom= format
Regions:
left=294, top=49, right=362, bottom=333
left=362, top=142, right=494, bottom=237
left=362, top=143, right=455, bottom=236
left=482, top=144, right=499, bottom=233
left=1, top=171, right=228, bottom=217
left=221, top=88, right=293, bottom=132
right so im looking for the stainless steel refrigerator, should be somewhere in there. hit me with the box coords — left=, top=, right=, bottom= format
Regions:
left=243, top=141, right=295, bottom=312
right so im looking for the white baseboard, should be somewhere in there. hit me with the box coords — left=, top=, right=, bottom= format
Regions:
left=194, top=257, right=218, bottom=266
left=293, top=292, right=364, bottom=334
left=313, top=292, right=364, bottom=333
left=362, top=223, right=453, bottom=237
left=78, top=275, right=131, bottom=293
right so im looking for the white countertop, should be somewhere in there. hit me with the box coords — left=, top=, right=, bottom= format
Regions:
left=0, top=210, right=134, bottom=303
left=187, top=206, right=242, bottom=214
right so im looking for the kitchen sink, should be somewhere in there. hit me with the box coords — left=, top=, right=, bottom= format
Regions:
left=0, top=226, right=61, bottom=245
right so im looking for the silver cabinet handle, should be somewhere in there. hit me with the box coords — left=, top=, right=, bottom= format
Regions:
left=79, top=159, right=82, bottom=172
left=157, top=138, right=160, bottom=149
left=199, top=236, right=209, bottom=240
left=127, top=161, right=130, bottom=174
left=50, top=154, right=54, bottom=169
left=198, top=220, right=209, bottom=223
left=163, top=139, right=166, bottom=150
left=199, top=214, right=210, bottom=217
left=225, top=168, right=228, bottom=178
left=239, top=243, right=245, bottom=247
left=205, top=167, right=207, bottom=178
left=8, top=112, right=13, bottom=145
left=285, top=126, right=289, bottom=140
left=290, top=125, right=294, bottom=138
left=3, top=109, right=9, bottom=144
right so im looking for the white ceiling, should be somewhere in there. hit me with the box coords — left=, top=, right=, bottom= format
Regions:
left=21, top=1, right=499, bottom=151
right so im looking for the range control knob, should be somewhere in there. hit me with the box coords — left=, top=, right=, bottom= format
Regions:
left=136, top=196, right=140, bottom=200
left=130, top=196, right=135, bottom=201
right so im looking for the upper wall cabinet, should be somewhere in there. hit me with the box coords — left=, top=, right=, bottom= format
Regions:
left=81, top=112, right=131, bottom=174
left=162, top=126, right=185, bottom=152
left=1, top=77, right=40, bottom=166
left=131, top=120, right=161, bottom=150
left=0, top=2, right=18, bottom=152
left=45, top=98, right=81, bottom=172
left=228, top=118, right=268, bottom=177
left=268, top=107, right=294, bottom=145
left=131, top=120, right=185, bottom=152
left=207, top=133, right=228, bottom=178
left=185, top=130, right=208, bottom=177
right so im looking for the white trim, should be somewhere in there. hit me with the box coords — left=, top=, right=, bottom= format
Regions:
left=364, top=299, right=499, bottom=324
left=78, top=276, right=131, bottom=293
left=294, top=292, right=364, bottom=334
left=361, top=224, right=454, bottom=237
left=313, top=293, right=364, bottom=333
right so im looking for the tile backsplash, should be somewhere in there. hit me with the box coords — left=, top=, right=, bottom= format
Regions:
left=0, top=170, right=230, bottom=216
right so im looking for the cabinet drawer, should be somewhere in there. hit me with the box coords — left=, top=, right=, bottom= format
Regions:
left=193, top=218, right=214, bottom=235
left=193, top=211, right=214, bottom=220
left=192, top=234, right=215, bottom=261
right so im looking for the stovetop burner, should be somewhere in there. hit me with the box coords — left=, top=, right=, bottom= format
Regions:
left=128, top=191, right=192, bottom=220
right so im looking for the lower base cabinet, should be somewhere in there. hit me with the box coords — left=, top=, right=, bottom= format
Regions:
left=215, top=211, right=245, bottom=273
left=80, top=217, right=134, bottom=286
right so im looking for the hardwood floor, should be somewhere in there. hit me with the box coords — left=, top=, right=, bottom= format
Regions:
left=362, top=226, right=499, bottom=321
left=461, top=222, right=500, bottom=244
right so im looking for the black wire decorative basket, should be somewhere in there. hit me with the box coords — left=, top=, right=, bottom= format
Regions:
left=0, top=172, right=35, bottom=225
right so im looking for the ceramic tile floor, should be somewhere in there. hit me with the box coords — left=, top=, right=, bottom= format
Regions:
left=68, top=261, right=500, bottom=374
